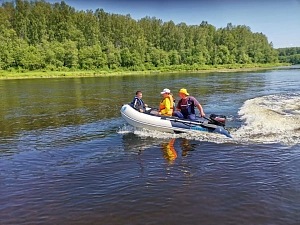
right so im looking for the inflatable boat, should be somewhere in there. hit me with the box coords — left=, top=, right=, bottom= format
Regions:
left=120, top=104, right=232, bottom=138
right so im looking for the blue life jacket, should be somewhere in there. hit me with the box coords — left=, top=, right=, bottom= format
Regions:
left=178, top=97, right=195, bottom=118
left=131, top=96, right=145, bottom=111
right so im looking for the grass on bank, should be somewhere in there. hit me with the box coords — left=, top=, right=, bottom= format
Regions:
left=0, top=63, right=291, bottom=79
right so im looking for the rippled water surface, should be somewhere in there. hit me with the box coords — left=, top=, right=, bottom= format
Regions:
left=1, top=66, right=300, bottom=225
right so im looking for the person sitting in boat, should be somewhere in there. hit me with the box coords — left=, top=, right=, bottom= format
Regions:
left=131, top=91, right=148, bottom=112
left=158, top=88, right=174, bottom=116
left=173, top=88, right=205, bottom=120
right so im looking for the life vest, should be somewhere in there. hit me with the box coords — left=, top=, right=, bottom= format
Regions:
left=159, top=94, right=174, bottom=116
left=131, top=97, right=145, bottom=111
left=178, top=97, right=195, bottom=118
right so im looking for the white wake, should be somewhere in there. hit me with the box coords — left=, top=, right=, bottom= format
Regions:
left=233, top=93, right=300, bottom=145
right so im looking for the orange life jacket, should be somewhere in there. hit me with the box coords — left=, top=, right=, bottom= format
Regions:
left=159, top=94, right=174, bottom=116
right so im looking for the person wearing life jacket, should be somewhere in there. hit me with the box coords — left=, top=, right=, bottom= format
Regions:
left=131, top=91, right=148, bottom=112
left=173, top=88, right=205, bottom=120
left=158, top=88, right=174, bottom=116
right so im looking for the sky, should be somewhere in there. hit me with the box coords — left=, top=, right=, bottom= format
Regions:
left=46, top=0, right=300, bottom=48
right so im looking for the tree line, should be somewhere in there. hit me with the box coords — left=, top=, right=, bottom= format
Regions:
left=277, top=47, right=300, bottom=65
left=0, top=0, right=281, bottom=72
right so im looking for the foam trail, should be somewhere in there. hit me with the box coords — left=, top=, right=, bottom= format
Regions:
left=233, top=93, right=300, bottom=145
left=117, top=124, right=233, bottom=143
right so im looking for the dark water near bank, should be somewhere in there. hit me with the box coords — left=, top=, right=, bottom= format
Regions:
left=1, top=66, right=300, bottom=224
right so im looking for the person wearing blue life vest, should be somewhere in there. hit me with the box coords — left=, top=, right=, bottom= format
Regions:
left=131, top=91, right=148, bottom=112
left=173, top=88, right=205, bottom=120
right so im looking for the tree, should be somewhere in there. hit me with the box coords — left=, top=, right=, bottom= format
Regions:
left=277, top=47, right=300, bottom=64
left=20, top=45, right=43, bottom=70
left=0, top=0, right=283, bottom=72
left=169, top=50, right=180, bottom=65
left=120, top=47, right=132, bottom=67
left=63, top=40, right=78, bottom=68
left=0, top=26, right=16, bottom=69
left=106, top=42, right=121, bottom=69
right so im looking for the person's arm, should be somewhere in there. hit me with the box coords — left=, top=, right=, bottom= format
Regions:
left=132, top=98, right=138, bottom=109
left=191, top=97, right=205, bottom=117
left=196, top=103, right=205, bottom=117
left=136, top=100, right=144, bottom=112
left=141, top=99, right=147, bottom=112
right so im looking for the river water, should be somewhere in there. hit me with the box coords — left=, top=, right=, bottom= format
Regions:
left=0, top=66, right=300, bottom=225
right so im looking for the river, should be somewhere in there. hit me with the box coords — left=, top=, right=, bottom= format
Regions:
left=0, top=66, right=300, bottom=224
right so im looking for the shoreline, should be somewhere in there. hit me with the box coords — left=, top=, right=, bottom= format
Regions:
left=0, top=64, right=292, bottom=80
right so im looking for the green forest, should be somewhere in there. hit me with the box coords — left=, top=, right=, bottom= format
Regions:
left=277, top=47, right=300, bottom=65
left=0, top=0, right=294, bottom=75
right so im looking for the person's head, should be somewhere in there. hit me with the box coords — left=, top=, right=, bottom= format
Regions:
left=179, top=88, right=189, bottom=98
left=136, top=91, right=143, bottom=99
left=160, top=88, right=171, bottom=97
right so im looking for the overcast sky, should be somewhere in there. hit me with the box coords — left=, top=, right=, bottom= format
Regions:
left=46, top=0, right=300, bottom=48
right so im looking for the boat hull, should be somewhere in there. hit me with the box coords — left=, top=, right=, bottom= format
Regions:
left=120, top=104, right=231, bottom=138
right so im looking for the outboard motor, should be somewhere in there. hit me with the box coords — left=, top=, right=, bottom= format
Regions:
left=209, top=114, right=227, bottom=127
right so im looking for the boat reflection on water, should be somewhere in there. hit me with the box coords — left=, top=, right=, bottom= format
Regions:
left=161, top=139, right=177, bottom=161
left=161, top=138, right=196, bottom=162
left=122, top=133, right=196, bottom=162
left=179, top=139, right=195, bottom=157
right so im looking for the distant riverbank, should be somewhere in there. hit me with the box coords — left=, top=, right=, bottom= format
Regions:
left=0, top=63, right=291, bottom=80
